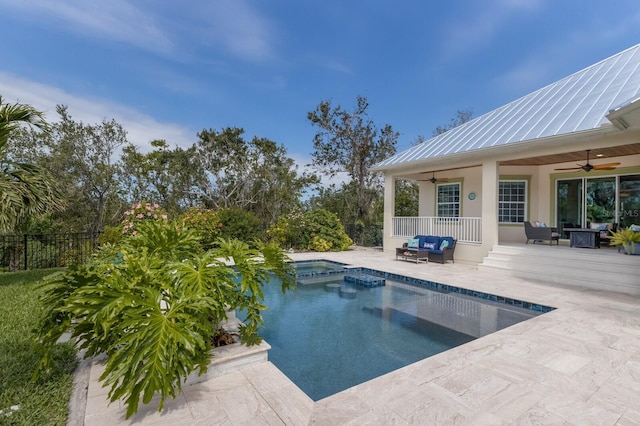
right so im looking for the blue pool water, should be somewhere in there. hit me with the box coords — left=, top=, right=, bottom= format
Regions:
left=254, top=262, right=553, bottom=401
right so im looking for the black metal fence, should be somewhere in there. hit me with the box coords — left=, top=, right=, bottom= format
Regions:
left=0, top=232, right=101, bottom=272
left=344, top=224, right=383, bottom=248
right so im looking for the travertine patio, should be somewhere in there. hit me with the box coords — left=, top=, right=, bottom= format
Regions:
left=76, top=247, right=640, bottom=425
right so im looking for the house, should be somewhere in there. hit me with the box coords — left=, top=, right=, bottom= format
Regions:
left=372, top=44, right=640, bottom=264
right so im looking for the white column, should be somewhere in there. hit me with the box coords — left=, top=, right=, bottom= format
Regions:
left=481, top=160, right=499, bottom=253
left=383, top=174, right=396, bottom=252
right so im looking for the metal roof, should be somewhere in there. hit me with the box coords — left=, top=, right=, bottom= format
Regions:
left=374, top=43, right=640, bottom=169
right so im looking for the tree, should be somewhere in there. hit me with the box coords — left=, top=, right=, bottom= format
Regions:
left=194, top=127, right=317, bottom=224
left=9, top=106, right=128, bottom=232
left=432, top=108, right=474, bottom=136
left=0, top=96, right=64, bottom=233
left=120, top=140, right=203, bottom=215
left=307, top=96, right=398, bottom=225
left=51, top=106, right=127, bottom=232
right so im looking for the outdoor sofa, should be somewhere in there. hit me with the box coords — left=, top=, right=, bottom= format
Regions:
left=397, top=235, right=457, bottom=264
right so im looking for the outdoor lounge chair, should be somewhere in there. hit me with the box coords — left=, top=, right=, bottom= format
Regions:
left=396, top=235, right=456, bottom=264
left=524, top=221, right=559, bottom=245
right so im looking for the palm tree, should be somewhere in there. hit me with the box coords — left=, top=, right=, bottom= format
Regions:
left=0, top=96, right=64, bottom=233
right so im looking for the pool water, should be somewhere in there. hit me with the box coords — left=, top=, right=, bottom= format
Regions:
left=291, top=260, right=346, bottom=276
left=256, top=266, right=548, bottom=401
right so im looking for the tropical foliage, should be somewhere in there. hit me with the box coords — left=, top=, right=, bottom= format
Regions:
left=34, top=220, right=296, bottom=418
left=4, top=95, right=402, bottom=247
left=0, top=96, right=64, bottom=233
left=267, top=208, right=353, bottom=252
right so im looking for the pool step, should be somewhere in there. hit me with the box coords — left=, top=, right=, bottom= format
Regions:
left=479, top=244, right=640, bottom=295
left=324, top=283, right=358, bottom=299
left=344, top=273, right=386, bottom=288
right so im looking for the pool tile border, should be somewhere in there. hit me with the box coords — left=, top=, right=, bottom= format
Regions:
left=291, top=260, right=555, bottom=314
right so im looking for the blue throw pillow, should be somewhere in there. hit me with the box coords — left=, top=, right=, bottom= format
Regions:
left=537, top=222, right=546, bottom=227
left=439, top=239, right=450, bottom=250
left=424, top=242, right=436, bottom=250
left=407, top=238, right=419, bottom=249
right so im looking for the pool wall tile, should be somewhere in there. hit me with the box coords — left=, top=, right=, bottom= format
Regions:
left=292, top=261, right=556, bottom=314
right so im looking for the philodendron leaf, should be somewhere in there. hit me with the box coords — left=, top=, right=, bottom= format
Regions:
left=34, top=218, right=293, bottom=418
left=100, top=286, right=210, bottom=417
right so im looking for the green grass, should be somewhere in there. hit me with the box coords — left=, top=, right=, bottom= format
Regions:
left=0, top=269, right=77, bottom=426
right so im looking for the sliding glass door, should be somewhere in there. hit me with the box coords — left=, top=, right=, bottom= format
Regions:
left=557, top=179, right=582, bottom=237
left=620, top=175, right=640, bottom=228
left=556, top=174, right=640, bottom=234
left=586, top=177, right=616, bottom=224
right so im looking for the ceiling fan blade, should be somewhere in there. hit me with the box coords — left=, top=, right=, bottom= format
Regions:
left=554, top=167, right=581, bottom=171
left=592, top=166, right=617, bottom=170
left=593, top=162, right=621, bottom=168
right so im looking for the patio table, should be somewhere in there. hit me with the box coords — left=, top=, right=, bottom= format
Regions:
left=566, top=228, right=601, bottom=248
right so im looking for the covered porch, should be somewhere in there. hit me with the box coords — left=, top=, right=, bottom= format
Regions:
left=382, top=141, right=640, bottom=263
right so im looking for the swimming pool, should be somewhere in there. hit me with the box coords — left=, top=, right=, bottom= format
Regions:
left=256, top=261, right=554, bottom=401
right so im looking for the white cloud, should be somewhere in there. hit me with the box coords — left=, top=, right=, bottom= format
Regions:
left=175, top=0, right=278, bottom=63
left=438, top=0, right=544, bottom=61
left=0, top=72, right=194, bottom=151
left=0, top=0, right=174, bottom=54
left=1, top=0, right=281, bottom=68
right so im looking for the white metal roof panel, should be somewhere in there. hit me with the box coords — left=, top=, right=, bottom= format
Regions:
left=375, top=44, right=640, bottom=169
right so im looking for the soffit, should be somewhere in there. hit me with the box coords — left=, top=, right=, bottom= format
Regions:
left=500, top=142, right=640, bottom=166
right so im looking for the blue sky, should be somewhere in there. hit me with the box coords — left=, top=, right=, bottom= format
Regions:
left=2, top=0, right=640, bottom=167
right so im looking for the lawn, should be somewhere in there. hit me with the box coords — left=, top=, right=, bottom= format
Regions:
left=0, top=269, right=77, bottom=426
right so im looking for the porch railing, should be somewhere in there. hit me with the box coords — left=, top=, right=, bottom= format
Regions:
left=392, top=217, right=482, bottom=244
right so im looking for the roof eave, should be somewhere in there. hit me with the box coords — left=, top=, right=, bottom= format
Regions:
left=370, top=126, right=619, bottom=174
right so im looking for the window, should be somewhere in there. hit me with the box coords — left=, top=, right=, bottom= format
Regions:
left=437, top=183, right=460, bottom=217
left=499, top=180, right=527, bottom=223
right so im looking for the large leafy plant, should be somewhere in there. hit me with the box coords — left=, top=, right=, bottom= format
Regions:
left=34, top=220, right=295, bottom=418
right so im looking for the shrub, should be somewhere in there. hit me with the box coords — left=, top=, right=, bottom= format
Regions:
left=179, top=208, right=222, bottom=250
left=266, top=208, right=352, bottom=252
left=303, top=209, right=353, bottom=252
left=98, top=224, right=124, bottom=245
left=34, top=220, right=295, bottom=418
left=215, top=207, right=264, bottom=244
left=121, top=202, right=168, bottom=236
left=266, top=210, right=305, bottom=249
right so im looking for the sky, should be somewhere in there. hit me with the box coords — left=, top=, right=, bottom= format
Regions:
left=2, top=0, right=640, bottom=169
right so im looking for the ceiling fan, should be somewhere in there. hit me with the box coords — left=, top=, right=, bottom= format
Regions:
left=418, top=172, right=449, bottom=184
left=554, top=150, right=620, bottom=172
